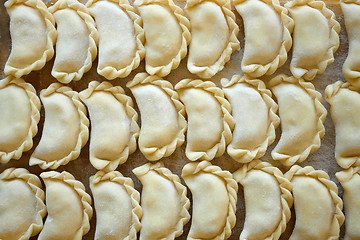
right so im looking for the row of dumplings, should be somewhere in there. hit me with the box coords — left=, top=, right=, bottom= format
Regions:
left=3, top=161, right=360, bottom=240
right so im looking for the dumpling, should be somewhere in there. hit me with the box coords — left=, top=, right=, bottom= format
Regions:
left=127, top=73, right=186, bottom=161
left=79, top=81, right=139, bottom=171
left=39, top=171, right=93, bottom=240
left=86, top=0, right=145, bottom=80
left=4, top=0, right=56, bottom=78
left=285, top=0, right=340, bottom=80
left=234, top=0, right=293, bottom=77
left=0, top=76, right=40, bottom=164
left=182, top=161, right=237, bottom=240
left=186, top=0, right=240, bottom=78
left=133, top=162, right=190, bottom=240
left=134, top=0, right=190, bottom=77
left=269, top=74, right=326, bottom=166
left=0, top=168, right=46, bottom=240
left=175, top=79, right=234, bottom=161
left=30, top=83, right=89, bottom=169
left=285, top=165, right=344, bottom=240
left=90, top=171, right=142, bottom=240
left=221, top=75, right=279, bottom=163
left=49, top=0, right=98, bottom=83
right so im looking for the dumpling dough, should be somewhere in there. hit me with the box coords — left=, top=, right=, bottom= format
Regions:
left=269, top=74, right=326, bottom=166
left=182, top=161, right=238, bottom=240
left=285, top=0, right=340, bottom=80
left=234, top=0, right=293, bottom=77
left=133, top=162, right=190, bottom=240
left=0, top=76, right=40, bottom=164
left=186, top=0, right=240, bottom=78
left=285, top=165, right=344, bottom=240
left=221, top=75, right=279, bottom=163
left=39, top=171, right=93, bottom=240
left=90, top=171, right=142, bottom=240
left=30, top=83, right=89, bottom=169
left=4, top=0, right=56, bottom=78
left=86, top=0, right=145, bottom=80
left=127, top=73, right=186, bottom=161
left=176, top=79, right=234, bottom=161
left=233, top=160, right=293, bottom=240
left=135, top=0, right=190, bottom=77
left=49, top=0, right=98, bottom=83
left=0, top=168, right=46, bottom=240
left=80, top=81, right=139, bottom=171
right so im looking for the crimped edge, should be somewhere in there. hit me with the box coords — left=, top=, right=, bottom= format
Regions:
left=269, top=74, right=327, bottom=166
left=221, top=75, right=280, bottom=163
left=285, top=165, right=344, bottom=239
left=135, top=0, right=190, bottom=77
left=126, top=73, right=187, bottom=161
left=4, top=0, right=57, bottom=78
left=182, top=161, right=238, bottom=240
left=40, top=171, right=93, bottom=237
left=285, top=0, right=340, bottom=80
left=89, top=171, right=142, bottom=240
left=79, top=81, right=139, bottom=171
left=232, top=160, right=293, bottom=240
left=175, top=79, right=234, bottom=161
left=336, top=166, right=360, bottom=185
left=86, top=0, right=145, bottom=80
left=49, top=0, right=99, bottom=83
left=234, top=0, right=294, bottom=78
left=0, top=76, right=41, bottom=164
left=0, top=168, right=46, bottom=240
left=30, top=83, right=89, bottom=169
left=186, top=0, right=240, bottom=79
left=133, top=161, right=190, bottom=239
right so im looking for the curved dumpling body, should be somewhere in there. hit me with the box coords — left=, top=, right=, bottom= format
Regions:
left=49, top=0, right=98, bottom=83
left=176, top=79, right=234, bottom=161
left=133, top=162, right=190, bottom=240
left=87, top=0, right=145, bottom=80
left=269, top=75, right=326, bottom=166
left=0, top=77, right=40, bottom=164
left=234, top=0, right=293, bottom=77
left=285, top=0, right=340, bottom=80
left=127, top=73, right=186, bottom=161
left=90, top=171, right=141, bottom=240
left=221, top=75, right=279, bottom=163
left=80, top=81, right=139, bottom=171
left=30, top=83, right=89, bottom=169
left=4, top=0, right=56, bottom=78
left=186, top=0, right=239, bottom=78
left=0, top=168, right=46, bottom=240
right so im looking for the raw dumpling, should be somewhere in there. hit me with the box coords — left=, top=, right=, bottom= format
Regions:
left=49, top=0, right=98, bottom=83
left=233, top=160, right=293, bottom=240
left=79, top=81, right=139, bottom=171
left=135, top=0, right=190, bottom=77
left=0, top=76, right=40, bottom=164
left=127, top=73, right=186, bottom=161
left=133, top=162, right=190, bottom=240
left=221, top=75, right=279, bottom=163
left=186, top=0, right=240, bottom=78
left=4, top=0, right=56, bottom=78
left=0, top=168, right=46, bottom=240
left=234, top=0, right=293, bottom=77
left=182, top=161, right=237, bottom=240
left=175, top=79, right=234, bottom=161
left=39, top=171, right=93, bottom=240
left=86, top=0, right=145, bottom=80
left=285, top=165, right=344, bottom=240
left=90, top=171, right=142, bottom=240
left=285, top=0, right=340, bottom=80
left=30, top=83, right=89, bottom=169
left=269, top=74, right=326, bottom=166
